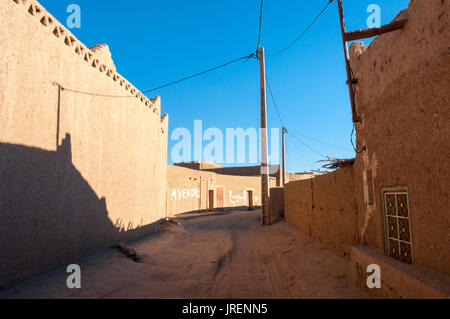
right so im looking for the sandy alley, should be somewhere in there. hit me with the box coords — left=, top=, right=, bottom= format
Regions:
left=0, top=210, right=368, bottom=299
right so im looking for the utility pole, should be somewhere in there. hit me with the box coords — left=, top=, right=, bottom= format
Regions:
left=282, top=127, right=287, bottom=186
left=258, top=46, right=270, bottom=226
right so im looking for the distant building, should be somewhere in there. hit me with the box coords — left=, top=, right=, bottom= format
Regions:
left=175, top=161, right=282, bottom=186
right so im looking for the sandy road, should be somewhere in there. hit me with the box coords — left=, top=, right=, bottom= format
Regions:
left=0, top=210, right=367, bottom=299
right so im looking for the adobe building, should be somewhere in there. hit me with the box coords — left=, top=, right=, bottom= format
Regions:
left=176, top=161, right=283, bottom=186
left=0, top=0, right=169, bottom=288
left=174, top=161, right=224, bottom=170
left=168, top=164, right=278, bottom=217
left=283, top=0, right=450, bottom=298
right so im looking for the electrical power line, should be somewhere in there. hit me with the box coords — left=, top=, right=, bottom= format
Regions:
left=57, top=1, right=333, bottom=99
left=266, top=70, right=351, bottom=158
left=287, top=134, right=323, bottom=174
left=268, top=0, right=334, bottom=57
left=265, top=72, right=351, bottom=154
left=289, top=133, right=326, bottom=158
left=58, top=85, right=135, bottom=98
left=289, top=130, right=353, bottom=152
left=265, top=73, right=286, bottom=128
left=142, top=52, right=256, bottom=93
left=287, top=134, right=310, bottom=164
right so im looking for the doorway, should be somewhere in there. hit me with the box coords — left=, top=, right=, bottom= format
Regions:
left=248, top=190, right=254, bottom=211
left=216, top=187, right=224, bottom=211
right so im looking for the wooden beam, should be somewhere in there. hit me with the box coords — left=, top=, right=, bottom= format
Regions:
left=344, top=17, right=408, bottom=42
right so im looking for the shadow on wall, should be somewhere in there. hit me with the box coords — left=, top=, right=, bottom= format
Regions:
left=0, top=134, right=159, bottom=289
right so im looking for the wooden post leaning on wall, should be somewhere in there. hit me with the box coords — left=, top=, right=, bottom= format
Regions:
left=337, top=0, right=408, bottom=123
left=337, top=0, right=360, bottom=123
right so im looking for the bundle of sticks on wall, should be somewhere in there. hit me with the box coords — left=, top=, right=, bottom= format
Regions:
left=320, top=157, right=355, bottom=170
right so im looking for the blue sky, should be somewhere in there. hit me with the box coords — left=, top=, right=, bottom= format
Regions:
left=39, top=0, right=409, bottom=172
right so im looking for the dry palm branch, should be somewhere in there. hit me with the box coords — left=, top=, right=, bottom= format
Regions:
left=319, top=157, right=355, bottom=170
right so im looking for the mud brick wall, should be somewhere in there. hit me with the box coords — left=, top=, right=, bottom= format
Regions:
left=349, top=0, right=450, bottom=276
left=285, top=0, right=450, bottom=277
left=285, top=167, right=359, bottom=257
left=0, top=0, right=168, bottom=287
